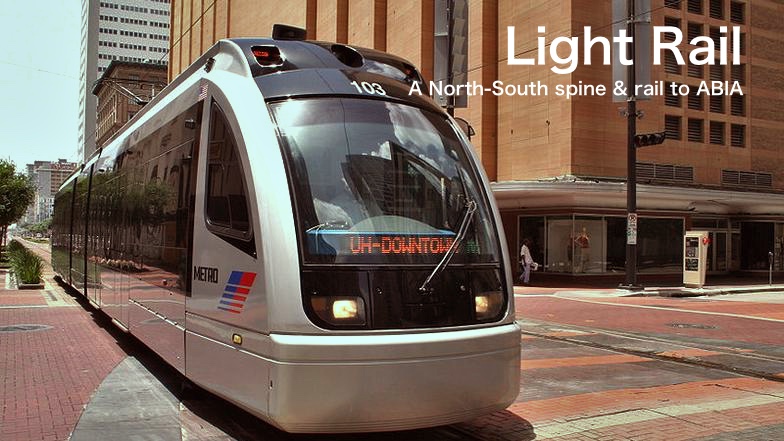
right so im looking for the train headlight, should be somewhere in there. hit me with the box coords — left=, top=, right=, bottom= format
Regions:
left=310, top=296, right=366, bottom=326
left=475, top=291, right=504, bottom=320
left=332, top=299, right=358, bottom=319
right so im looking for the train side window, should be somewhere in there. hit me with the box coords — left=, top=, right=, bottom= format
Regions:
left=206, top=102, right=252, bottom=241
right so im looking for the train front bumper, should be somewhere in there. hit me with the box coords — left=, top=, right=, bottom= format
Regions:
left=266, top=323, right=521, bottom=433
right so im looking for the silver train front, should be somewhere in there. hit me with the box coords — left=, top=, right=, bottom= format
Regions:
left=51, top=37, right=521, bottom=433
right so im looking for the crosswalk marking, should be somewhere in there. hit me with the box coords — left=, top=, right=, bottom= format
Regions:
left=534, top=394, right=784, bottom=438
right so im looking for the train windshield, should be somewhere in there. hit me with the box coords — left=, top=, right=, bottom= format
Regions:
left=271, top=98, right=500, bottom=265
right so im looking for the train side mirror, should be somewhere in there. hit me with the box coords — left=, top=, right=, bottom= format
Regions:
left=454, top=117, right=475, bottom=141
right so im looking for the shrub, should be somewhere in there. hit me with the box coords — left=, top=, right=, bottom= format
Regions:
left=6, top=240, right=23, bottom=255
left=8, top=240, right=43, bottom=285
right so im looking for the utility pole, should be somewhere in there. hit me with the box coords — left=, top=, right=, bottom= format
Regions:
left=622, top=0, right=641, bottom=290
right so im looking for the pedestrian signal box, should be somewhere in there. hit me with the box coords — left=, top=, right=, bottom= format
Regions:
left=684, top=231, right=709, bottom=288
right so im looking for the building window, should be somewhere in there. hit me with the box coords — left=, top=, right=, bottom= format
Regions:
left=687, top=22, right=702, bottom=41
left=665, top=82, right=682, bottom=107
left=665, top=51, right=682, bottom=74
left=665, top=0, right=681, bottom=9
left=710, top=121, right=725, bottom=145
left=709, top=27, right=721, bottom=49
left=664, top=17, right=681, bottom=41
left=731, top=63, right=746, bottom=85
left=730, top=1, right=745, bottom=23
left=515, top=215, right=684, bottom=276
left=731, top=94, right=745, bottom=116
left=666, top=115, right=682, bottom=140
left=731, top=124, right=746, bottom=147
left=518, top=216, right=545, bottom=276
left=710, top=95, right=724, bottom=113
left=738, top=33, right=746, bottom=56
left=688, top=88, right=703, bottom=110
left=545, top=217, right=604, bottom=274
left=688, top=0, right=703, bottom=14
left=709, top=0, right=724, bottom=19
left=688, top=61, right=703, bottom=78
left=710, top=64, right=724, bottom=82
left=688, top=118, right=704, bottom=142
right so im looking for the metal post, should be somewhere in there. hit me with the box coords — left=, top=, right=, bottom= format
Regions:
left=623, top=0, right=640, bottom=289
left=446, top=0, right=455, bottom=117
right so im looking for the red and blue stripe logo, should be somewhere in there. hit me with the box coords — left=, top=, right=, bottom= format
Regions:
left=217, top=271, right=257, bottom=314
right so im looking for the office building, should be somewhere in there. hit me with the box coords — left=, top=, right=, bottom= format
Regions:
left=24, top=160, right=79, bottom=224
left=168, top=0, right=784, bottom=278
left=78, top=0, right=171, bottom=162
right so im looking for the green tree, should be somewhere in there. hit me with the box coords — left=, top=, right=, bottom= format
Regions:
left=0, top=160, right=36, bottom=247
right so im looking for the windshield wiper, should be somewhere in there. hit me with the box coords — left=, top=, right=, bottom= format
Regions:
left=418, top=198, right=477, bottom=293
left=306, top=220, right=350, bottom=232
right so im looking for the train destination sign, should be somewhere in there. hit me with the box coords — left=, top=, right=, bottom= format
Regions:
left=349, top=235, right=455, bottom=255
left=306, top=231, right=461, bottom=256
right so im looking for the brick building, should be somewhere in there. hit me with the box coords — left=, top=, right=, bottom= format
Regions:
left=78, top=0, right=171, bottom=162
left=92, top=61, right=168, bottom=147
left=167, top=0, right=784, bottom=278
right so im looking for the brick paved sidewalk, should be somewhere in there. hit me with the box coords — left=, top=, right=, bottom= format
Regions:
left=0, top=264, right=127, bottom=441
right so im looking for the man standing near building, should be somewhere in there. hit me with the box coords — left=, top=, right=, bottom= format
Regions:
left=519, top=238, right=534, bottom=285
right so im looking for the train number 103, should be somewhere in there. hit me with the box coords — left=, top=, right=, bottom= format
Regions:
left=350, top=80, right=387, bottom=96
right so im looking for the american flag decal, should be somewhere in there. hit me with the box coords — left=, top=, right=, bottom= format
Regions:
left=198, top=82, right=209, bottom=101
left=217, top=271, right=257, bottom=314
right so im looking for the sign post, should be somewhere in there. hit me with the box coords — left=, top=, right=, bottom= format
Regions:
left=615, top=0, right=651, bottom=290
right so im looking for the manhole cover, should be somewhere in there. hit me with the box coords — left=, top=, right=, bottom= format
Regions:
left=667, top=323, right=717, bottom=330
left=0, top=324, right=53, bottom=333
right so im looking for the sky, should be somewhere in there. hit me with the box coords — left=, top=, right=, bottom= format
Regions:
left=0, top=1, right=82, bottom=173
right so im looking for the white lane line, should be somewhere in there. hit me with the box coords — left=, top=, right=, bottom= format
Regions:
left=546, top=296, right=784, bottom=323
left=535, top=394, right=784, bottom=439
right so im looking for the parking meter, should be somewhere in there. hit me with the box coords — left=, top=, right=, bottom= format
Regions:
left=684, top=231, right=709, bottom=288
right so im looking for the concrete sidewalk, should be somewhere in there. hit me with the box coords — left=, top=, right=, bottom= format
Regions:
left=514, top=277, right=784, bottom=298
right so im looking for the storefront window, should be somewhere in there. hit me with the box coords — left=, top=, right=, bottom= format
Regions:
left=520, top=214, right=683, bottom=274
left=518, top=216, right=545, bottom=268
left=741, top=222, right=773, bottom=270
left=637, top=218, right=684, bottom=273
left=776, top=224, right=784, bottom=271
left=546, top=217, right=574, bottom=273
left=573, top=217, right=606, bottom=273
left=606, top=217, right=626, bottom=272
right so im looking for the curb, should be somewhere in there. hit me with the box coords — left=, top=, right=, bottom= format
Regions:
left=627, top=285, right=784, bottom=297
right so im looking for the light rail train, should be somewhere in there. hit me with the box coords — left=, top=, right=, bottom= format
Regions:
left=52, top=25, right=520, bottom=433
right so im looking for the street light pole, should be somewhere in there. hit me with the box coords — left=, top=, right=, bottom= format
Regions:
left=623, top=0, right=640, bottom=289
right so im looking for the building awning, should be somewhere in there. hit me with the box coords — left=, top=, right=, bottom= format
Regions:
left=491, top=179, right=784, bottom=216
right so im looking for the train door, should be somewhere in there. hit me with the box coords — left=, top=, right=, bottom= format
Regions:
left=70, top=166, right=91, bottom=297
left=185, top=93, right=269, bottom=414
left=85, top=164, right=102, bottom=306
left=125, top=103, right=202, bottom=374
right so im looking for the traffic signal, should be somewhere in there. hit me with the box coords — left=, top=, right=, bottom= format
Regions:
left=634, top=131, right=667, bottom=148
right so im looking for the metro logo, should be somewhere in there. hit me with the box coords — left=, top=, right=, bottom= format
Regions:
left=217, top=271, right=257, bottom=314
left=194, top=265, right=219, bottom=283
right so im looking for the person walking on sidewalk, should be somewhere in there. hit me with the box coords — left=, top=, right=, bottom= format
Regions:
left=519, top=238, right=534, bottom=285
